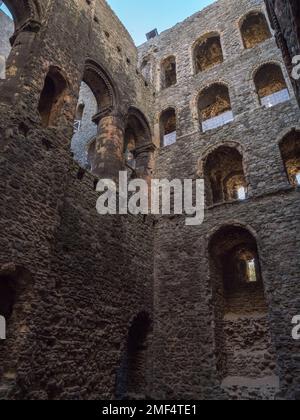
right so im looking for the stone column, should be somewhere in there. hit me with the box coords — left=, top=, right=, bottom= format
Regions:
left=1, top=21, right=41, bottom=103
left=135, top=142, right=156, bottom=185
left=91, top=111, right=125, bottom=181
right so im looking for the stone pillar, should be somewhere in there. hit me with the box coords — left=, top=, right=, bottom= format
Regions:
left=135, top=142, right=156, bottom=185
left=1, top=21, right=41, bottom=103
left=91, top=111, right=125, bottom=181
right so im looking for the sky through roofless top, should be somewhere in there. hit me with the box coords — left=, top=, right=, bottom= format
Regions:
left=0, top=0, right=216, bottom=46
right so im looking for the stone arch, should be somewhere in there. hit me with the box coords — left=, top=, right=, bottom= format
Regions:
left=71, top=61, right=118, bottom=169
left=202, top=144, right=248, bottom=205
left=38, top=65, right=69, bottom=128
left=115, top=311, right=152, bottom=400
left=71, top=81, right=98, bottom=168
left=124, top=107, right=153, bottom=176
left=83, top=59, right=117, bottom=118
left=3, top=0, right=42, bottom=32
left=197, top=82, right=233, bottom=132
left=253, top=62, right=290, bottom=107
left=140, top=55, right=152, bottom=84
left=161, top=56, right=177, bottom=89
left=0, top=0, right=42, bottom=87
left=0, top=264, right=34, bottom=396
left=208, top=225, right=278, bottom=391
left=159, top=107, right=177, bottom=147
left=279, top=129, right=300, bottom=186
left=193, top=32, right=224, bottom=74
left=239, top=10, right=271, bottom=49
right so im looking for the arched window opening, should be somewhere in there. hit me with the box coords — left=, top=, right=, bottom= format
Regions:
left=115, top=313, right=152, bottom=400
left=141, top=57, right=151, bottom=84
left=204, top=146, right=247, bottom=205
left=0, top=3, right=15, bottom=80
left=73, top=103, right=85, bottom=132
left=224, top=173, right=248, bottom=202
left=161, top=56, right=177, bottom=89
left=209, top=226, right=278, bottom=391
left=72, top=82, right=97, bottom=169
left=83, top=61, right=115, bottom=115
left=198, top=84, right=233, bottom=132
left=71, top=62, right=115, bottom=170
left=86, top=137, right=96, bottom=171
left=124, top=109, right=152, bottom=177
left=160, top=108, right=176, bottom=147
left=38, top=67, right=68, bottom=128
left=0, top=274, right=16, bottom=321
left=279, top=130, right=300, bottom=186
left=254, top=63, right=289, bottom=108
left=194, top=34, right=223, bottom=74
left=240, top=11, right=271, bottom=49
left=124, top=127, right=137, bottom=170
left=0, top=266, right=33, bottom=395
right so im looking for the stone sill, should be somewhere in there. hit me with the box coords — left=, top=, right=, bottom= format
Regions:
left=207, top=185, right=298, bottom=211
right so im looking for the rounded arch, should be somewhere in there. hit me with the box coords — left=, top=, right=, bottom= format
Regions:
left=83, top=59, right=118, bottom=115
left=115, top=311, right=152, bottom=400
left=194, top=80, right=231, bottom=110
left=124, top=107, right=153, bottom=174
left=191, top=79, right=229, bottom=119
left=160, top=55, right=177, bottom=89
left=125, top=107, right=152, bottom=144
left=4, top=0, right=42, bottom=31
left=38, top=65, right=70, bottom=128
left=196, top=81, right=233, bottom=131
left=208, top=224, right=277, bottom=386
left=208, top=223, right=259, bottom=251
left=159, top=107, right=177, bottom=148
left=0, top=264, right=34, bottom=391
left=250, top=59, right=284, bottom=82
left=252, top=61, right=289, bottom=105
left=197, top=140, right=245, bottom=176
left=279, top=128, right=300, bottom=186
left=192, top=31, right=224, bottom=74
left=239, top=9, right=271, bottom=49
left=202, top=144, right=248, bottom=205
left=276, top=125, right=300, bottom=146
left=140, top=54, right=153, bottom=84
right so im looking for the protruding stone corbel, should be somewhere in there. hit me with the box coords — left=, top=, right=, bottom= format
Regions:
left=92, top=106, right=115, bottom=125
left=134, top=142, right=156, bottom=157
left=10, top=19, right=42, bottom=45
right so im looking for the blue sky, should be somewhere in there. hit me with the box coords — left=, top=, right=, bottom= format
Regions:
left=107, top=0, right=215, bottom=45
left=1, top=1, right=216, bottom=45
left=0, top=3, right=11, bottom=16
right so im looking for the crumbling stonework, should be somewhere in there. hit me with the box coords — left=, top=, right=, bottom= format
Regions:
left=265, top=0, right=300, bottom=103
left=0, top=0, right=299, bottom=401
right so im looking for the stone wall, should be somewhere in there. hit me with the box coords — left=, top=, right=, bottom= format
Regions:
left=0, top=0, right=299, bottom=401
left=265, top=0, right=300, bottom=104
left=0, top=0, right=154, bottom=400
left=139, top=0, right=300, bottom=400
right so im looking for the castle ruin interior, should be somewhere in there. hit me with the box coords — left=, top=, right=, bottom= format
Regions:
left=0, top=0, right=300, bottom=400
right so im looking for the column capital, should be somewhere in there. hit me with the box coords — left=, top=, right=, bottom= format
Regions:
left=134, top=142, right=156, bottom=157
left=10, top=19, right=42, bottom=44
left=92, top=106, right=118, bottom=125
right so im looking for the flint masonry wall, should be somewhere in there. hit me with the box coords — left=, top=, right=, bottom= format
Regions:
left=0, top=0, right=154, bottom=399
left=139, top=0, right=300, bottom=400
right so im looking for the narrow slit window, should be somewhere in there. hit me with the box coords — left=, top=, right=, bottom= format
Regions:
left=247, top=259, right=257, bottom=283
left=237, top=186, right=247, bottom=200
